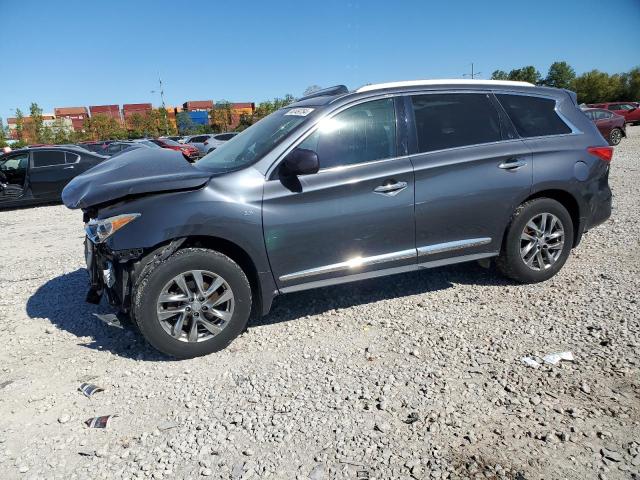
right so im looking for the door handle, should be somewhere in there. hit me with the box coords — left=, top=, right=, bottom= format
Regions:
left=374, top=181, right=408, bottom=196
left=498, top=159, right=527, bottom=170
left=63, top=165, right=75, bottom=170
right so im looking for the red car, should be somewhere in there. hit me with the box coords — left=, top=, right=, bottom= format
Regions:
left=150, top=138, right=200, bottom=162
left=582, top=108, right=626, bottom=146
left=587, top=102, right=640, bottom=125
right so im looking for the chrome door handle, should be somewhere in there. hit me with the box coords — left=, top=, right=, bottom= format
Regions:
left=374, top=181, right=408, bottom=196
left=498, top=159, right=527, bottom=170
left=63, top=165, right=75, bottom=169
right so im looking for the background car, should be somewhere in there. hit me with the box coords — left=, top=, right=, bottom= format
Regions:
left=149, top=137, right=200, bottom=162
left=184, top=133, right=238, bottom=155
left=582, top=108, right=626, bottom=145
left=587, top=102, right=640, bottom=125
left=0, top=146, right=106, bottom=208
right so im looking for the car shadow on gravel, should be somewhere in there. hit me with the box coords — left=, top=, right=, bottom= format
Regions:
left=26, top=269, right=167, bottom=361
left=26, top=263, right=510, bottom=359
left=254, top=261, right=512, bottom=327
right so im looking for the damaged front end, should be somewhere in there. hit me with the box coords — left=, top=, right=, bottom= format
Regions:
left=84, top=225, right=185, bottom=313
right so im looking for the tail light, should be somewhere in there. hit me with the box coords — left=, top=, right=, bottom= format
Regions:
left=587, top=146, right=613, bottom=163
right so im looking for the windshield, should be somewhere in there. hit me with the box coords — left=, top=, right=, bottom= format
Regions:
left=196, top=108, right=316, bottom=172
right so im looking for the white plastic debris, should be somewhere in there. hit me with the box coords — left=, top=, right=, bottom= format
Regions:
left=542, top=351, right=574, bottom=365
left=521, top=357, right=541, bottom=369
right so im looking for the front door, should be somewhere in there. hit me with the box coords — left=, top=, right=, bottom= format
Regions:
left=408, top=92, right=533, bottom=264
left=263, top=98, right=416, bottom=290
left=0, top=152, right=29, bottom=203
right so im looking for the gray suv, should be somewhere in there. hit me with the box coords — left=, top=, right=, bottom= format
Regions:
left=63, top=80, right=613, bottom=358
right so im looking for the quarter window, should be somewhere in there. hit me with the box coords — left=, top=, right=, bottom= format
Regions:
left=299, top=98, right=396, bottom=169
left=32, top=151, right=67, bottom=168
left=496, top=94, right=572, bottom=138
left=411, top=93, right=501, bottom=153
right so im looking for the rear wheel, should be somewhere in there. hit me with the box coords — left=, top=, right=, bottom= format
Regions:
left=133, top=248, right=252, bottom=358
left=497, top=198, right=574, bottom=283
left=608, top=128, right=623, bottom=146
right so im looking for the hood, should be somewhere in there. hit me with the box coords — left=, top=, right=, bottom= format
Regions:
left=62, top=148, right=212, bottom=209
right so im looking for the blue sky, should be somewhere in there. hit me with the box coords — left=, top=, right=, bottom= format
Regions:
left=1, top=0, right=639, bottom=120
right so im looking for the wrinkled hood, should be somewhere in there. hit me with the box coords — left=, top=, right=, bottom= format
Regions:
left=62, top=148, right=212, bottom=209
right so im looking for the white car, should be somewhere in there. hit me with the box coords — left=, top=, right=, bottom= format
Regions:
left=185, top=133, right=238, bottom=155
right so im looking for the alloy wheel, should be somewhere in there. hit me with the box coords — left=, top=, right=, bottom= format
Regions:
left=520, top=213, right=565, bottom=271
left=610, top=129, right=622, bottom=145
left=156, top=270, right=234, bottom=342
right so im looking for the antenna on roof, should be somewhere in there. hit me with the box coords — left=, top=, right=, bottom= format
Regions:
left=298, top=85, right=349, bottom=101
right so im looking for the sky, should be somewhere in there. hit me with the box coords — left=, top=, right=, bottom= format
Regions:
left=1, top=0, right=639, bottom=120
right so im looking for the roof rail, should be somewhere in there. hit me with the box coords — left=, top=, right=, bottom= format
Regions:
left=356, top=79, right=535, bottom=93
left=298, top=85, right=349, bottom=101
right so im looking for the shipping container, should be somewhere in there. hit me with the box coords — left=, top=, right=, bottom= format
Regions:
left=183, top=100, right=213, bottom=112
left=89, top=105, right=122, bottom=124
left=187, top=111, right=209, bottom=125
left=54, top=106, right=89, bottom=131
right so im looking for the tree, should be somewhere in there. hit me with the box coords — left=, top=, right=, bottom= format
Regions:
left=176, top=111, right=196, bottom=135
left=491, top=70, right=509, bottom=80
left=210, top=100, right=233, bottom=132
left=544, top=61, right=576, bottom=89
left=303, top=85, right=322, bottom=96
left=84, top=114, right=127, bottom=141
left=571, top=70, right=618, bottom=103
left=15, top=108, right=25, bottom=142
left=623, top=67, right=640, bottom=101
left=508, top=66, right=542, bottom=84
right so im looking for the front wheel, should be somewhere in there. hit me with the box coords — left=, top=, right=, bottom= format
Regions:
left=496, top=198, right=574, bottom=283
left=608, top=128, right=623, bottom=146
left=133, top=248, right=252, bottom=358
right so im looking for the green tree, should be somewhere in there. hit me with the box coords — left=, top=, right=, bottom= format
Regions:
left=211, top=100, right=233, bottom=132
left=544, top=61, right=576, bottom=89
left=508, top=66, right=542, bottom=84
left=571, top=70, right=616, bottom=103
left=491, top=70, right=509, bottom=80
left=28, top=102, right=44, bottom=143
left=14, top=108, right=25, bottom=143
left=623, top=67, right=640, bottom=101
left=84, top=114, right=127, bottom=141
left=176, top=111, right=197, bottom=135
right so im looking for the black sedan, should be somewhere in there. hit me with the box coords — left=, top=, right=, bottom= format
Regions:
left=0, top=146, right=107, bottom=208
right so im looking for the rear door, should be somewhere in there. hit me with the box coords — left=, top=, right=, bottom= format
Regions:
left=29, top=150, right=77, bottom=199
left=408, top=91, right=532, bottom=264
left=263, top=97, right=417, bottom=290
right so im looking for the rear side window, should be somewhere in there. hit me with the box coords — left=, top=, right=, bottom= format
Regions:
left=298, top=98, right=396, bottom=169
left=32, top=151, right=67, bottom=167
left=496, top=94, right=572, bottom=138
left=65, top=152, right=80, bottom=163
left=608, top=104, right=621, bottom=111
left=411, top=93, right=501, bottom=152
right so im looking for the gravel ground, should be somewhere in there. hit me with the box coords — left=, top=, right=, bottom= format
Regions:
left=0, top=128, right=639, bottom=480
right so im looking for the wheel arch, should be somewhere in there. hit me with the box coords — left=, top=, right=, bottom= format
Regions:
left=519, top=189, right=582, bottom=247
left=177, top=235, right=270, bottom=318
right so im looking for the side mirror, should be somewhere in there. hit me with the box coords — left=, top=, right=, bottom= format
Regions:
left=280, top=148, right=319, bottom=177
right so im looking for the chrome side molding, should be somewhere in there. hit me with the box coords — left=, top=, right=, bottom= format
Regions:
left=279, top=249, right=416, bottom=282
left=417, top=237, right=491, bottom=256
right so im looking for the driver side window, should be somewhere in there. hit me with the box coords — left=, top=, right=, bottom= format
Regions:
left=298, top=98, right=397, bottom=170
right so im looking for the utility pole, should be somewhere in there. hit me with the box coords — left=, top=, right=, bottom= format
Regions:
left=463, top=62, right=482, bottom=79
left=151, top=75, right=170, bottom=135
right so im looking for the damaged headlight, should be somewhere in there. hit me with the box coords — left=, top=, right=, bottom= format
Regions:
left=85, top=213, right=141, bottom=244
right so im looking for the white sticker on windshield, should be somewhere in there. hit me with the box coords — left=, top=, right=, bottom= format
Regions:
left=285, top=108, right=314, bottom=116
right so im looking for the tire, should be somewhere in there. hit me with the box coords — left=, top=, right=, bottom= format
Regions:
left=608, top=128, right=623, bottom=146
left=496, top=198, right=574, bottom=283
left=133, top=248, right=252, bottom=358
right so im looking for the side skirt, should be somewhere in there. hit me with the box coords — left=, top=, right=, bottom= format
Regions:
left=278, top=252, right=498, bottom=294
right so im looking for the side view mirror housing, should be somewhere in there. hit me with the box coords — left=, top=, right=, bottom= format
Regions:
left=280, top=148, right=319, bottom=177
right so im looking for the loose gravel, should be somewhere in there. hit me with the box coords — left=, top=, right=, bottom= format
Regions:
left=0, top=128, right=639, bottom=480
